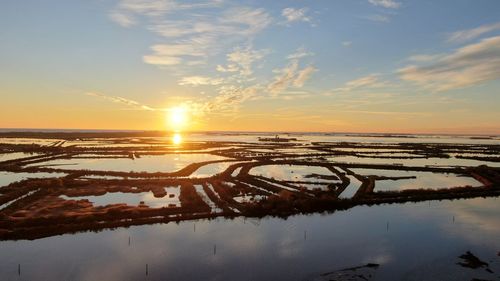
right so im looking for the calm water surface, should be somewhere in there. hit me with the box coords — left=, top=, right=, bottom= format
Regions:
left=1, top=133, right=499, bottom=280
left=0, top=197, right=499, bottom=281
left=31, top=154, right=229, bottom=173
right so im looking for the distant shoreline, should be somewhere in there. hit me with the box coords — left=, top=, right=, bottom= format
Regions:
left=0, top=128, right=498, bottom=138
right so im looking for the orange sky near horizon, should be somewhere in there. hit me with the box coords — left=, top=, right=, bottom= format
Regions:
left=1, top=102, right=498, bottom=135
left=1, top=1, right=499, bottom=135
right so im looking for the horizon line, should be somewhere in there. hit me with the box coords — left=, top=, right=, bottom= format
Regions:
left=0, top=127, right=499, bottom=137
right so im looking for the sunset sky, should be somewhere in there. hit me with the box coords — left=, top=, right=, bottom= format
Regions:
left=1, top=0, right=499, bottom=134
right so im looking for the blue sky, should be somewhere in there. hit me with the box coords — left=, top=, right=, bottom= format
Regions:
left=0, top=0, right=499, bottom=133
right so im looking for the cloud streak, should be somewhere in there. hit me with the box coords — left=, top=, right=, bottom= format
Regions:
left=109, top=1, right=320, bottom=116
left=281, top=8, right=311, bottom=24
left=268, top=59, right=317, bottom=95
left=447, top=22, right=500, bottom=43
left=178, top=76, right=224, bottom=86
left=331, top=74, right=390, bottom=93
left=368, top=0, right=401, bottom=9
left=337, top=110, right=430, bottom=116
left=365, top=14, right=390, bottom=23
left=399, top=36, right=500, bottom=92
left=110, top=0, right=273, bottom=67
left=174, top=48, right=317, bottom=115
left=86, top=92, right=157, bottom=111
left=293, top=66, right=317, bottom=87
left=203, top=85, right=259, bottom=113
left=217, top=46, right=271, bottom=77
left=242, top=48, right=317, bottom=96
left=113, top=0, right=223, bottom=18
left=109, top=11, right=136, bottom=27
left=143, top=44, right=199, bottom=66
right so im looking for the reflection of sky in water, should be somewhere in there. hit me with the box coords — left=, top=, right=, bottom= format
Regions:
left=194, top=185, right=222, bottom=213
left=1, top=134, right=499, bottom=280
left=0, top=138, right=61, bottom=146
left=0, top=152, right=41, bottom=163
left=325, top=155, right=500, bottom=167
left=184, top=133, right=500, bottom=145
left=61, top=187, right=180, bottom=208
left=33, top=154, right=229, bottom=173
left=357, top=152, right=422, bottom=157
left=233, top=195, right=267, bottom=203
left=2, top=133, right=499, bottom=148
left=339, top=174, right=362, bottom=198
left=231, top=167, right=242, bottom=177
left=250, top=148, right=329, bottom=155
left=351, top=168, right=481, bottom=191
left=189, top=162, right=236, bottom=178
left=332, top=148, right=409, bottom=152
left=0, top=197, right=499, bottom=280
left=299, top=134, right=500, bottom=145
left=0, top=171, right=66, bottom=187
left=250, top=165, right=335, bottom=182
left=250, top=165, right=340, bottom=191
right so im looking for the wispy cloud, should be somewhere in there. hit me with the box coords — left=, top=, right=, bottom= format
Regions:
left=281, top=7, right=311, bottom=24
left=108, top=1, right=320, bottom=117
left=331, top=74, right=390, bottom=93
left=109, top=0, right=223, bottom=33
left=174, top=46, right=271, bottom=116
left=399, top=36, right=500, bottom=92
left=110, top=0, right=272, bottom=67
left=142, top=9, right=272, bottom=66
left=407, top=54, right=443, bottom=62
left=337, top=110, right=429, bottom=116
left=143, top=43, right=206, bottom=66
left=293, top=66, right=317, bottom=87
left=109, top=11, right=136, bottom=27
left=342, top=41, right=352, bottom=47
left=149, top=21, right=224, bottom=38
left=365, top=0, right=399, bottom=23
left=287, top=47, right=314, bottom=60
left=368, top=0, right=401, bottom=9
left=116, top=0, right=173, bottom=16
left=86, top=92, right=157, bottom=111
left=113, top=0, right=224, bottom=18
left=202, top=85, right=260, bottom=114
left=220, top=7, right=272, bottom=35
left=447, top=22, right=500, bottom=43
left=178, top=76, right=224, bottom=86
left=268, top=55, right=317, bottom=95
left=365, top=14, right=390, bottom=23
left=273, top=90, right=312, bottom=101
left=217, top=46, right=271, bottom=77
left=86, top=91, right=218, bottom=119
left=173, top=48, right=318, bottom=115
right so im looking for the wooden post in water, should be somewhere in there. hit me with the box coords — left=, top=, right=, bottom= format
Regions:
left=213, top=244, right=216, bottom=255
left=128, top=236, right=131, bottom=246
left=146, top=264, right=148, bottom=276
left=18, top=264, right=20, bottom=276
left=304, top=230, right=307, bottom=241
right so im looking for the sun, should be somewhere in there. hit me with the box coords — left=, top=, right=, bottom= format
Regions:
left=167, top=106, right=188, bottom=131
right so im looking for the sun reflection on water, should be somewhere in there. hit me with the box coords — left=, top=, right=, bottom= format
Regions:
left=172, top=133, right=182, bottom=145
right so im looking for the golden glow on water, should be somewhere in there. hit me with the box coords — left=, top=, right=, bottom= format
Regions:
left=172, top=133, right=182, bottom=145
